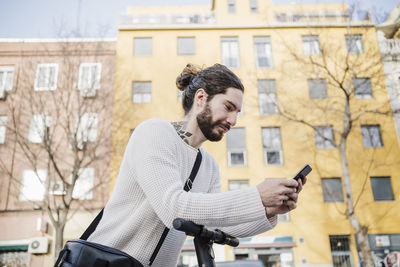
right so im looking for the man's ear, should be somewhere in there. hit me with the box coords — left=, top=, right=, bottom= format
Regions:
left=194, top=88, right=208, bottom=108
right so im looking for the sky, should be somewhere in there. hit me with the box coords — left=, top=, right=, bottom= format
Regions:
left=0, top=0, right=398, bottom=38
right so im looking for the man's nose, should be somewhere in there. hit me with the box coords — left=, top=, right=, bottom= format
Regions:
left=226, top=112, right=237, bottom=126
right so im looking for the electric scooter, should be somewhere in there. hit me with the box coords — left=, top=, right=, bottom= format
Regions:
left=173, top=218, right=239, bottom=267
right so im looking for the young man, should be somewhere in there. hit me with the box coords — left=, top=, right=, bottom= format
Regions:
left=88, top=64, right=303, bottom=267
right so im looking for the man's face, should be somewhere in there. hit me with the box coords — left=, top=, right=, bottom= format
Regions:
left=197, top=87, right=243, bottom=142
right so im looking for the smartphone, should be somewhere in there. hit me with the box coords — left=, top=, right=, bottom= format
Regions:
left=292, top=164, right=312, bottom=183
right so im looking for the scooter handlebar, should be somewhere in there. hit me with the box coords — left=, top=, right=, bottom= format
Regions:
left=173, top=218, right=239, bottom=247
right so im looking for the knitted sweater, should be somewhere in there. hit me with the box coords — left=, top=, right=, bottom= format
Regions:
left=88, top=119, right=277, bottom=267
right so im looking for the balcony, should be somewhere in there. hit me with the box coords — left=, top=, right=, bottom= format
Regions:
left=120, top=13, right=215, bottom=26
left=379, top=39, right=400, bottom=56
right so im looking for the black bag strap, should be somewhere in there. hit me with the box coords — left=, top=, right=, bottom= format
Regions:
left=80, top=208, right=104, bottom=240
left=149, top=150, right=202, bottom=266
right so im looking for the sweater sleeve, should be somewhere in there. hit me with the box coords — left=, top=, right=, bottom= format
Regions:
left=127, top=120, right=267, bottom=229
left=207, top=160, right=278, bottom=238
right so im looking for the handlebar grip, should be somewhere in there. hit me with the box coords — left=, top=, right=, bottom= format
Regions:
left=224, top=236, right=239, bottom=247
left=173, top=218, right=202, bottom=236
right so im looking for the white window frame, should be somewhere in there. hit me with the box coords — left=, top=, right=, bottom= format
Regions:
left=227, top=128, right=247, bottom=167
left=78, top=63, right=102, bottom=97
left=254, top=36, right=273, bottom=68
left=250, top=0, right=258, bottom=13
left=308, top=78, right=328, bottom=99
left=228, top=0, right=236, bottom=13
left=258, top=79, right=278, bottom=115
left=72, top=168, right=94, bottom=200
left=278, top=213, right=290, bottom=222
left=177, top=37, right=196, bottom=55
left=228, top=179, right=249, bottom=191
left=20, top=169, right=46, bottom=201
left=0, top=66, right=15, bottom=97
left=262, top=127, right=283, bottom=166
left=28, top=114, right=52, bottom=143
left=321, top=177, right=344, bottom=202
left=221, top=37, right=240, bottom=68
left=353, top=78, right=373, bottom=99
left=346, top=34, right=364, bottom=54
left=314, top=126, right=335, bottom=149
left=228, top=150, right=247, bottom=167
left=361, top=125, right=383, bottom=148
left=75, top=113, right=98, bottom=149
left=34, top=63, right=58, bottom=91
left=302, top=35, right=320, bottom=55
left=0, top=116, right=7, bottom=144
left=134, top=37, right=152, bottom=56
left=132, top=81, right=152, bottom=103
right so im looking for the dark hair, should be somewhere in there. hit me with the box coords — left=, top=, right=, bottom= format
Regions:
left=176, top=63, right=244, bottom=114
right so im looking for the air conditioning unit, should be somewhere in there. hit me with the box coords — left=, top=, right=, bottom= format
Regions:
left=28, top=237, right=49, bottom=254
left=50, top=181, right=66, bottom=195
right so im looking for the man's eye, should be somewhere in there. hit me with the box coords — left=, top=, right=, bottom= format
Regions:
left=225, top=105, right=233, bottom=111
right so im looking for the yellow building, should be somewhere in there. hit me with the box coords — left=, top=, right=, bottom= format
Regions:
left=112, top=0, right=400, bottom=266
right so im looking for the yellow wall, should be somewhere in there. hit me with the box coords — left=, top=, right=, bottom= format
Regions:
left=112, top=1, right=400, bottom=265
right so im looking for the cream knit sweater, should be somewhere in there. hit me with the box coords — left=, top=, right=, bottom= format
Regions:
left=88, top=119, right=277, bottom=267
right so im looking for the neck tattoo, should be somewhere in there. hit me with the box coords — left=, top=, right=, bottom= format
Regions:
left=171, top=121, right=193, bottom=145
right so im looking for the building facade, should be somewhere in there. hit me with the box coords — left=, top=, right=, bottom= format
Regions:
left=112, top=0, right=400, bottom=266
left=0, top=39, right=115, bottom=266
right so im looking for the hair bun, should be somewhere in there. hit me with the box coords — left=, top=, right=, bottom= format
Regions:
left=176, top=64, right=201, bottom=91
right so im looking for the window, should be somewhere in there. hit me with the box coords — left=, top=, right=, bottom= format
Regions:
left=308, top=79, right=328, bottom=98
left=20, top=169, right=46, bottom=201
left=361, top=125, right=383, bottom=148
left=178, top=90, right=184, bottom=102
left=75, top=113, right=98, bottom=149
left=226, top=128, right=247, bottom=166
left=346, top=34, right=364, bottom=54
left=221, top=37, right=240, bottom=68
left=132, top=81, right=152, bottom=103
left=250, top=0, right=258, bottom=13
left=34, top=64, right=58, bottom=91
left=28, top=114, right=52, bottom=143
left=329, top=235, right=354, bottom=267
left=262, top=128, right=283, bottom=165
left=370, top=177, right=394, bottom=201
left=134, top=37, right=152, bottom=56
left=78, top=63, right=101, bottom=97
left=315, top=126, right=335, bottom=148
left=0, top=116, right=7, bottom=144
left=0, top=66, right=14, bottom=96
left=353, top=78, right=372, bottom=98
left=228, top=180, right=249, bottom=190
left=177, top=37, right=196, bottom=55
left=254, top=36, right=273, bottom=68
left=278, top=213, right=290, bottom=223
left=228, top=0, right=236, bottom=13
left=258, top=79, right=278, bottom=115
left=72, top=168, right=94, bottom=200
left=302, top=35, right=320, bottom=55
left=321, top=178, right=344, bottom=202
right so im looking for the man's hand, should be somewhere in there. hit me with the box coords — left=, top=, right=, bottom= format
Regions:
left=256, top=178, right=298, bottom=207
left=265, top=177, right=306, bottom=218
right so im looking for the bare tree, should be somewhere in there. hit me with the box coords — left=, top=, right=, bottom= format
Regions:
left=271, top=25, right=399, bottom=266
left=0, top=40, right=115, bottom=256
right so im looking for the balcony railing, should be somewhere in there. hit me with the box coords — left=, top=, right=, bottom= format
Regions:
left=379, top=39, right=400, bottom=55
left=120, top=13, right=215, bottom=26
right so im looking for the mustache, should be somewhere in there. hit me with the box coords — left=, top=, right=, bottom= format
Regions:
left=213, top=121, right=230, bottom=131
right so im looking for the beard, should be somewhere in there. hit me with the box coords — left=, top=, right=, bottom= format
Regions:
left=196, top=103, right=230, bottom=142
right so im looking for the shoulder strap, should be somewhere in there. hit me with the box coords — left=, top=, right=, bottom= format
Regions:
left=80, top=208, right=104, bottom=240
left=149, top=150, right=202, bottom=266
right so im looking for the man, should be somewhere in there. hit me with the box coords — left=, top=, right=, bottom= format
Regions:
left=88, top=64, right=303, bottom=267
